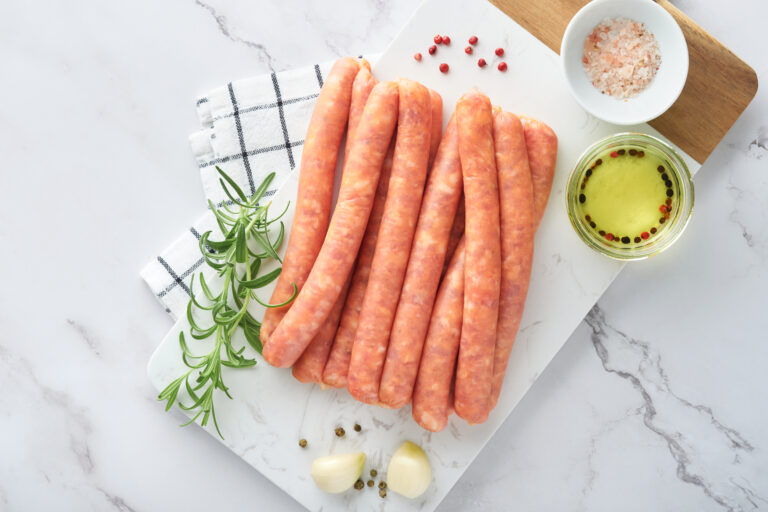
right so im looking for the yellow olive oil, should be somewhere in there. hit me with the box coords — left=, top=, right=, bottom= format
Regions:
left=575, top=148, right=676, bottom=245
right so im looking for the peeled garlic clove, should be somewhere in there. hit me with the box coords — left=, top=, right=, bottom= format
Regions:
left=386, top=441, right=431, bottom=499
left=310, top=451, right=366, bottom=493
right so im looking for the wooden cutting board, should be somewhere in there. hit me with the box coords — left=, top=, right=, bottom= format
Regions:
left=489, top=0, right=758, bottom=164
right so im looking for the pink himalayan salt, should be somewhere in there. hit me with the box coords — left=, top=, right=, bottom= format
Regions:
left=582, top=17, right=661, bottom=99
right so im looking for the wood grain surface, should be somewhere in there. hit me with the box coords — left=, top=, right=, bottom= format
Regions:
left=489, top=0, right=758, bottom=163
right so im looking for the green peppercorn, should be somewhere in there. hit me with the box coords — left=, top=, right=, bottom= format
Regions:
left=354, top=423, right=362, bottom=432
left=298, top=439, right=307, bottom=448
left=379, top=489, right=387, bottom=498
left=334, top=427, right=345, bottom=437
left=354, top=479, right=364, bottom=490
left=367, top=480, right=374, bottom=487
left=370, top=469, right=377, bottom=478
left=379, top=481, right=387, bottom=489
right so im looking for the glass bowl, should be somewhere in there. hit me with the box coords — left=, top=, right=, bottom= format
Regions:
left=566, top=132, right=694, bottom=260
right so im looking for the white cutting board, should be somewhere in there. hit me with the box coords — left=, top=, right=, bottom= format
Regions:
left=148, top=0, right=700, bottom=510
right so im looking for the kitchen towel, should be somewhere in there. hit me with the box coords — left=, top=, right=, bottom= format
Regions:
left=140, top=61, right=338, bottom=318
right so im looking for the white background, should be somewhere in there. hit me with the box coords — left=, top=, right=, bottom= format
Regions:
left=0, top=0, right=766, bottom=510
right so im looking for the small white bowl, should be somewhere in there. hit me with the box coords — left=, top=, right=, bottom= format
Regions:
left=561, top=0, right=689, bottom=125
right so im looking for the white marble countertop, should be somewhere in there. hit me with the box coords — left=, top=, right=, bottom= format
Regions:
left=1, top=0, right=765, bottom=510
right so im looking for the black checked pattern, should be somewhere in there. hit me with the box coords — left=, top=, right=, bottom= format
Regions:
left=145, top=63, right=329, bottom=312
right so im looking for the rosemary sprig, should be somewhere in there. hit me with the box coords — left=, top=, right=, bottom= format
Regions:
left=158, top=167, right=296, bottom=438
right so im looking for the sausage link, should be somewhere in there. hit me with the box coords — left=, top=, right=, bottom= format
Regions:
left=263, top=81, right=399, bottom=368
left=379, top=114, right=461, bottom=408
left=260, top=57, right=360, bottom=345
left=428, top=89, right=444, bottom=167
left=344, top=63, right=377, bottom=163
left=412, top=238, right=465, bottom=432
left=489, top=110, right=535, bottom=409
left=454, top=89, right=501, bottom=424
left=521, top=117, right=558, bottom=228
left=292, top=276, right=353, bottom=383
left=292, top=65, right=378, bottom=383
left=321, top=143, right=395, bottom=388
left=442, top=193, right=465, bottom=277
left=347, top=79, right=433, bottom=404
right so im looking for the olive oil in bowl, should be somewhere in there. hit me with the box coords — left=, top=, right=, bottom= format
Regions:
left=567, top=133, right=693, bottom=260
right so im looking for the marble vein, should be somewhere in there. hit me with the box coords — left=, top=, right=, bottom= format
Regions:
left=194, top=0, right=278, bottom=72
left=585, top=305, right=764, bottom=511
left=66, top=318, right=102, bottom=357
left=97, top=488, right=138, bottom=512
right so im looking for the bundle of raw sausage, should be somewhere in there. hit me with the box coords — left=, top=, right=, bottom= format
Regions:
left=261, top=57, right=557, bottom=432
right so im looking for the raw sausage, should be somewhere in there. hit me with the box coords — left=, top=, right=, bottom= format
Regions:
left=428, top=89, right=443, bottom=167
left=442, top=194, right=465, bottom=277
left=379, top=114, right=461, bottom=408
left=292, top=277, right=353, bottom=383
left=412, top=238, right=465, bottom=432
left=344, top=62, right=376, bottom=162
left=522, top=117, right=558, bottom=227
left=292, top=64, right=377, bottom=383
left=260, top=57, right=360, bottom=345
left=489, top=109, right=535, bottom=409
left=454, top=89, right=501, bottom=424
left=263, top=81, right=399, bottom=368
left=321, top=143, right=395, bottom=388
left=347, top=79, right=432, bottom=404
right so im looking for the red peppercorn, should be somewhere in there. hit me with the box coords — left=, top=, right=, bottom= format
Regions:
left=659, top=205, right=667, bottom=213
left=439, top=63, right=449, bottom=73
left=414, top=53, right=422, bottom=61
left=469, top=35, right=478, bottom=45
left=641, top=232, right=650, bottom=239
left=434, top=34, right=443, bottom=44
left=465, top=46, right=473, bottom=54
left=428, top=45, right=437, bottom=55
left=478, top=58, right=487, bottom=67
left=497, top=62, right=507, bottom=72
left=606, top=233, right=614, bottom=241
left=610, top=151, right=618, bottom=158
left=495, top=47, right=504, bottom=56
left=442, top=36, right=451, bottom=45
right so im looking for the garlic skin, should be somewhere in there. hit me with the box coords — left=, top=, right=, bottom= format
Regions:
left=310, top=451, right=366, bottom=493
left=386, top=441, right=432, bottom=499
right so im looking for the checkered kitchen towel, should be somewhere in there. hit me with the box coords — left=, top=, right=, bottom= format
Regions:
left=141, top=61, right=338, bottom=318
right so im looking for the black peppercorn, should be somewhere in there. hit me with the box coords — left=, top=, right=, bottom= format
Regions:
left=596, top=159, right=602, bottom=165
left=590, top=221, right=596, bottom=228
left=586, top=169, right=592, bottom=177
left=617, top=149, right=626, bottom=155
left=657, top=165, right=665, bottom=172
left=599, top=230, right=606, bottom=236
left=651, top=227, right=657, bottom=234
left=661, top=173, right=668, bottom=181
left=579, top=193, right=586, bottom=203
left=621, top=236, right=630, bottom=244
left=666, top=189, right=674, bottom=197
left=634, top=236, right=641, bottom=243
left=629, top=149, right=637, bottom=156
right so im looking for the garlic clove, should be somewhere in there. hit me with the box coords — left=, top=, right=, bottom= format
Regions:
left=386, top=441, right=432, bottom=499
left=310, top=451, right=366, bottom=493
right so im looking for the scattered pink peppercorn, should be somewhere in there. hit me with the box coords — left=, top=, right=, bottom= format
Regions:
left=495, top=47, right=504, bottom=56
left=434, top=34, right=443, bottom=44
left=428, top=45, right=437, bottom=55
left=641, top=232, right=650, bottom=239
left=465, top=46, right=473, bottom=55
left=610, top=151, right=618, bottom=158
left=478, top=58, right=487, bottom=67
left=468, top=35, right=478, bottom=45
left=439, top=63, right=449, bottom=73
left=497, top=62, right=507, bottom=71
left=442, top=35, right=451, bottom=45
left=414, top=53, right=422, bottom=61
left=606, top=233, right=614, bottom=241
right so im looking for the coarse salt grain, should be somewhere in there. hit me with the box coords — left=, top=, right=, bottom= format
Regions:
left=582, top=17, right=661, bottom=99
